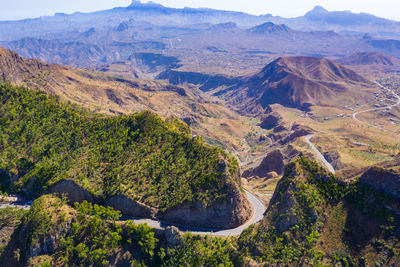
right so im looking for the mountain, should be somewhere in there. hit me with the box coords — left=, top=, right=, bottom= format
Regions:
left=247, top=22, right=294, bottom=35
left=3, top=38, right=106, bottom=68
left=3, top=4, right=400, bottom=79
left=335, top=51, right=400, bottom=76
left=220, top=56, right=374, bottom=113
left=0, top=46, right=256, bottom=157
left=0, top=82, right=251, bottom=229
left=362, top=35, right=400, bottom=57
left=304, top=6, right=394, bottom=27
left=336, top=51, right=400, bottom=66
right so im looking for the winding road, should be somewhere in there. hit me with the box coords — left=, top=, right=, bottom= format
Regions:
left=304, top=134, right=335, bottom=174
left=0, top=190, right=266, bottom=236
left=352, top=89, right=400, bottom=134
left=133, top=190, right=265, bottom=236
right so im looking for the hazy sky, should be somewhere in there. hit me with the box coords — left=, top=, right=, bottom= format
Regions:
left=1, top=0, right=400, bottom=21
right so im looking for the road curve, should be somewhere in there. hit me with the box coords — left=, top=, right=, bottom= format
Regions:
left=352, top=90, right=400, bottom=134
left=133, top=190, right=265, bottom=236
left=304, top=134, right=335, bottom=174
left=0, top=190, right=266, bottom=236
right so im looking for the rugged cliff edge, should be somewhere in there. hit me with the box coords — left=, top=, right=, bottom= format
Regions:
left=238, top=157, right=400, bottom=266
left=0, top=82, right=250, bottom=229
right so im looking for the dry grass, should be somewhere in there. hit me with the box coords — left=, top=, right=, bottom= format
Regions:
left=272, top=104, right=400, bottom=169
left=316, top=202, right=347, bottom=255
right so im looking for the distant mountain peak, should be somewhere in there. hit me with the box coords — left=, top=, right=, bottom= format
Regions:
left=130, top=0, right=142, bottom=5
left=309, top=6, right=328, bottom=13
left=129, top=0, right=164, bottom=8
left=222, top=56, right=373, bottom=113
left=248, top=22, right=293, bottom=35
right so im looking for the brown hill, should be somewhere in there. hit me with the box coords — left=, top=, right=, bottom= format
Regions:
left=336, top=51, right=400, bottom=66
left=0, top=46, right=253, bottom=153
left=221, top=56, right=374, bottom=113
left=335, top=51, right=400, bottom=77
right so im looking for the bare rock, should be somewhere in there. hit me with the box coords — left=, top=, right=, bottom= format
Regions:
left=280, top=124, right=313, bottom=145
left=48, top=180, right=94, bottom=204
left=273, top=124, right=288, bottom=133
left=323, top=151, right=345, bottom=170
left=106, top=195, right=158, bottom=218
left=165, top=226, right=182, bottom=247
left=359, top=167, right=400, bottom=198
left=243, top=150, right=285, bottom=178
left=181, top=116, right=198, bottom=126
left=159, top=186, right=252, bottom=229
left=259, top=112, right=282, bottom=130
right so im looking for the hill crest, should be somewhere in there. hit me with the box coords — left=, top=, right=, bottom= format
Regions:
left=221, top=56, right=374, bottom=113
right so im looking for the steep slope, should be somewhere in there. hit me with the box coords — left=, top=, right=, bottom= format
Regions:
left=238, top=157, right=400, bottom=265
left=0, top=83, right=251, bottom=229
left=221, top=56, right=374, bottom=114
left=0, top=47, right=254, bottom=153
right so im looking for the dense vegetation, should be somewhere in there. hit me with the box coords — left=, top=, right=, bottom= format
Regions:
left=238, top=157, right=400, bottom=266
left=166, top=233, right=242, bottom=266
left=0, top=195, right=240, bottom=266
left=0, top=157, right=399, bottom=266
left=0, top=82, right=239, bottom=210
left=0, top=195, right=161, bottom=266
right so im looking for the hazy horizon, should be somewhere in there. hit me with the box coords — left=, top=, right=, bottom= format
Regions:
left=1, top=0, right=400, bottom=21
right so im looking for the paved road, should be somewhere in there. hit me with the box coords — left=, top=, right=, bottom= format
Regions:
left=304, top=134, right=335, bottom=174
left=133, top=190, right=265, bottom=236
left=352, top=89, right=400, bottom=134
left=0, top=203, right=30, bottom=210
left=0, top=190, right=265, bottom=236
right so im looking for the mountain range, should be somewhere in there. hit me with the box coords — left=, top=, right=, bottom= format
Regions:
left=0, top=2, right=400, bottom=266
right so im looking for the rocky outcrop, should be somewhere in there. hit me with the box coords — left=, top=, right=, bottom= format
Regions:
left=164, top=226, right=182, bottom=247
left=359, top=167, right=400, bottom=198
left=159, top=186, right=252, bottom=229
left=279, top=124, right=313, bottom=145
left=266, top=161, right=320, bottom=232
left=106, top=196, right=158, bottom=218
left=48, top=180, right=94, bottom=204
left=258, top=112, right=282, bottom=130
left=181, top=116, right=198, bottom=126
left=323, top=151, right=345, bottom=170
left=243, top=150, right=285, bottom=178
left=25, top=221, right=72, bottom=258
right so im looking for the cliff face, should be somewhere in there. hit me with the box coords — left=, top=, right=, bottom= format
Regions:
left=160, top=185, right=252, bottom=229
left=359, top=167, right=400, bottom=198
left=243, top=150, right=285, bottom=178
left=32, top=154, right=251, bottom=231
